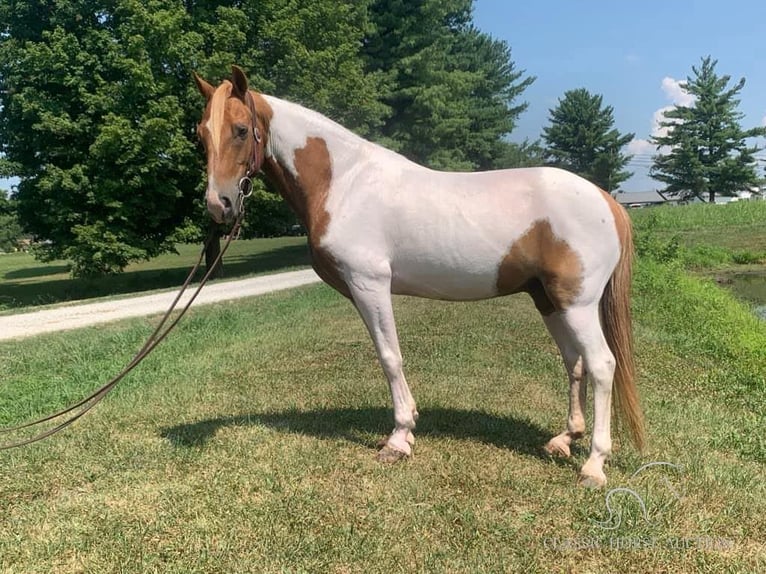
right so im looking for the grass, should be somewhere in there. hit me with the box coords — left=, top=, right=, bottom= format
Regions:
left=631, top=201, right=766, bottom=308
left=0, top=261, right=764, bottom=572
left=0, top=202, right=764, bottom=572
left=0, top=236, right=311, bottom=311
left=630, top=200, right=766, bottom=253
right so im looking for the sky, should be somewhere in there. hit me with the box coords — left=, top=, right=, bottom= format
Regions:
left=473, top=0, right=766, bottom=192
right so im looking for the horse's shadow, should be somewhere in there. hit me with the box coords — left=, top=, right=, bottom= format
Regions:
left=160, top=406, right=558, bottom=460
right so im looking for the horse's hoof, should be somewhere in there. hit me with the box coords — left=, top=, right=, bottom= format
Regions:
left=544, top=436, right=571, bottom=458
left=376, top=444, right=410, bottom=464
left=577, top=471, right=607, bottom=489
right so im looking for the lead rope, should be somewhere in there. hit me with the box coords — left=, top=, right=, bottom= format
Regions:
left=0, top=205, right=248, bottom=450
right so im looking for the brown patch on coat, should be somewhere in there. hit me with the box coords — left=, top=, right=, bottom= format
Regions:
left=263, top=137, right=351, bottom=298
left=496, top=220, right=583, bottom=315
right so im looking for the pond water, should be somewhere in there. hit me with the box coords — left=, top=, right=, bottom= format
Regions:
left=718, top=269, right=766, bottom=320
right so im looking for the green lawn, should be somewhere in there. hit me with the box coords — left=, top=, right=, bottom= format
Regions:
left=0, top=236, right=311, bottom=311
left=0, top=257, right=763, bottom=572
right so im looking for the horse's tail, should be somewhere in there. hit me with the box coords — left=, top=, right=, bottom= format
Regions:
left=600, top=201, right=645, bottom=452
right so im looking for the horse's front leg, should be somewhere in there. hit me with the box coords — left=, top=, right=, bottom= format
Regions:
left=346, top=269, right=418, bottom=462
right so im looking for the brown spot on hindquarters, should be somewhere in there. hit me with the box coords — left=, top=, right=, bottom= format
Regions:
left=262, top=137, right=351, bottom=299
left=496, top=219, right=583, bottom=315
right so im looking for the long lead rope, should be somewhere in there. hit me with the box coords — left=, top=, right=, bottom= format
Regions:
left=0, top=210, right=246, bottom=450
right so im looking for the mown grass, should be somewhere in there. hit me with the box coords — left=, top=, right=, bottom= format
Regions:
left=0, top=256, right=764, bottom=572
left=0, top=236, right=310, bottom=311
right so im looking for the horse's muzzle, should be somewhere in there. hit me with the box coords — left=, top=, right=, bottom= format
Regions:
left=206, top=191, right=233, bottom=224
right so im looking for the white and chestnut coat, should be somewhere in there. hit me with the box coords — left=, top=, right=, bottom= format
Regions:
left=195, top=68, right=644, bottom=488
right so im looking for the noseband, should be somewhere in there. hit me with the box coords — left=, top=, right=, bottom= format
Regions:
left=238, top=90, right=263, bottom=198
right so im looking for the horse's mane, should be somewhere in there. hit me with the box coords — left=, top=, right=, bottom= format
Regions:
left=209, top=81, right=233, bottom=154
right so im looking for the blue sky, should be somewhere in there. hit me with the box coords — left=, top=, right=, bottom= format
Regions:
left=473, top=0, right=766, bottom=191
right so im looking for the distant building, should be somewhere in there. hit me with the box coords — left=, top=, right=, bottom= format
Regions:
left=712, top=188, right=764, bottom=204
left=613, top=190, right=676, bottom=208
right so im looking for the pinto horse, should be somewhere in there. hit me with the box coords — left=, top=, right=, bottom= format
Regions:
left=194, top=67, right=644, bottom=487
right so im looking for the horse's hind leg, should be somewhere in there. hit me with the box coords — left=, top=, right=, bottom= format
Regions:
left=543, top=312, right=587, bottom=458
left=557, top=304, right=616, bottom=487
left=346, top=269, right=418, bottom=462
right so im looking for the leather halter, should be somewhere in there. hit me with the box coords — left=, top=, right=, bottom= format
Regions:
left=238, top=90, right=263, bottom=196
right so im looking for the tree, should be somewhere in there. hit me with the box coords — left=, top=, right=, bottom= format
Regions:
left=650, top=56, right=766, bottom=203
left=1, top=0, right=532, bottom=275
left=364, top=0, right=534, bottom=170
left=0, top=188, right=22, bottom=252
left=542, top=88, right=634, bottom=191
left=0, top=0, right=204, bottom=276
left=0, top=0, right=388, bottom=275
left=495, top=139, right=545, bottom=169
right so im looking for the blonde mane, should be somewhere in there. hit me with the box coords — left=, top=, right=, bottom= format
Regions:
left=208, top=80, right=233, bottom=155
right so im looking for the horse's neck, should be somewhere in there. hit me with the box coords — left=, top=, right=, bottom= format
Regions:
left=262, top=96, right=366, bottom=237
left=264, top=96, right=364, bottom=175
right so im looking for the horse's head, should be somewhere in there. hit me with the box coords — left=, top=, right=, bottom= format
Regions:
left=194, top=66, right=267, bottom=223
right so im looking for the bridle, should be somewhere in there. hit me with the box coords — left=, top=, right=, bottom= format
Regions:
left=237, top=90, right=264, bottom=199
left=0, top=91, right=267, bottom=450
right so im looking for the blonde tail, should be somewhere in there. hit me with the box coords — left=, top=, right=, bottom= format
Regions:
left=600, top=204, right=645, bottom=451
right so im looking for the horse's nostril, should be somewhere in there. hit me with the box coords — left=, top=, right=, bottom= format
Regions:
left=220, top=196, right=232, bottom=211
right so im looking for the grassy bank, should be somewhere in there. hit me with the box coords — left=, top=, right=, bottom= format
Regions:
left=0, top=257, right=764, bottom=572
left=631, top=201, right=766, bottom=309
left=0, top=236, right=311, bottom=311
left=630, top=200, right=766, bottom=254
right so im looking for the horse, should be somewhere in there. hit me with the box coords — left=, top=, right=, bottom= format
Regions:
left=193, top=66, right=645, bottom=487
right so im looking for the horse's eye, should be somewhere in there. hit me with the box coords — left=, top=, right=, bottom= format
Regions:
left=234, top=124, right=249, bottom=140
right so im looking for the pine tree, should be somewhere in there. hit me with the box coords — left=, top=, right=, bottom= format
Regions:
left=542, top=88, right=634, bottom=191
left=364, top=0, right=533, bottom=170
left=650, top=56, right=766, bottom=203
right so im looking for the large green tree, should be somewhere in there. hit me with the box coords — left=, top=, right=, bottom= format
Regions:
left=364, top=0, right=533, bottom=170
left=0, top=0, right=388, bottom=275
left=542, top=88, right=634, bottom=191
left=0, top=0, right=203, bottom=275
left=650, top=56, right=765, bottom=203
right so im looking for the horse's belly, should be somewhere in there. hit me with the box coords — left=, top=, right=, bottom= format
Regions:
left=390, top=257, right=501, bottom=301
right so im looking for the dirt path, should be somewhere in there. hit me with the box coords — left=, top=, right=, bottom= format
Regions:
left=0, top=269, right=321, bottom=341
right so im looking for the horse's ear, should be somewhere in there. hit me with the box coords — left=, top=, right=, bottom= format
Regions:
left=231, top=65, right=249, bottom=100
left=193, top=72, right=215, bottom=101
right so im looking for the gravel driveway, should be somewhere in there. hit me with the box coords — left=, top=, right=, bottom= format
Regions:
left=0, top=269, right=321, bottom=341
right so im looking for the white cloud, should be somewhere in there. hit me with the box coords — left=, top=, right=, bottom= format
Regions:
left=625, top=77, right=698, bottom=190
left=628, top=76, right=696, bottom=162
left=660, top=77, right=695, bottom=107
left=630, top=78, right=694, bottom=158
left=762, top=115, right=766, bottom=127
left=627, top=138, right=654, bottom=155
